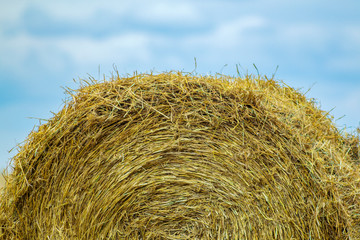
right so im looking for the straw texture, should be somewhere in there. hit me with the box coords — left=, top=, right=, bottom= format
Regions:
left=0, top=72, right=359, bottom=239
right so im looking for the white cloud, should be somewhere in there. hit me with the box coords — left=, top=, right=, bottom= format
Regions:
left=0, top=0, right=27, bottom=23
left=58, top=33, right=151, bottom=62
left=0, top=31, right=157, bottom=77
left=2, top=0, right=129, bottom=23
left=278, top=23, right=329, bottom=47
left=183, top=16, right=266, bottom=49
left=0, top=33, right=67, bottom=73
left=6, top=0, right=202, bottom=30
left=0, top=0, right=206, bottom=76
left=2, top=0, right=359, bottom=78
left=134, top=1, right=201, bottom=25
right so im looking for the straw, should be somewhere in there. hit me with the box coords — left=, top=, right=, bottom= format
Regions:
left=0, top=71, right=359, bottom=239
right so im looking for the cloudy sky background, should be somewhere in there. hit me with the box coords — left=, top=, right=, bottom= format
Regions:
left=1, top=0, right=359, bottom=169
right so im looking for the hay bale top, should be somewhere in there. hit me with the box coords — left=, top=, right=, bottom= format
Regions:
left=1, top=71, right=359, bottom=239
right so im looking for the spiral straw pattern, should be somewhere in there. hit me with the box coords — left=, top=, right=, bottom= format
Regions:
left=1, top=72, right=359, bottom=239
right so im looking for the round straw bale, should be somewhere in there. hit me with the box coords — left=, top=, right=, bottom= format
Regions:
left=0, top=72, right=359, bottom=239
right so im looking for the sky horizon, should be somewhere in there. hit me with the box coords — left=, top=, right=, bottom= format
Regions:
left=1, top=0, right=359, bottom=169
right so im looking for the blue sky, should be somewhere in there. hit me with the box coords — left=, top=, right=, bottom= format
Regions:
left=1, top=0, right=359, bottom=169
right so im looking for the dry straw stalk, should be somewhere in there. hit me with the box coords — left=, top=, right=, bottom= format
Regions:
left=0, top=71, right=359, bottom=239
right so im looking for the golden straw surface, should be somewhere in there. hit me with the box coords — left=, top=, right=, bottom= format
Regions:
left=0, top=175, right=4, bottom=192
left=0, top=72, right=359, bottom=239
